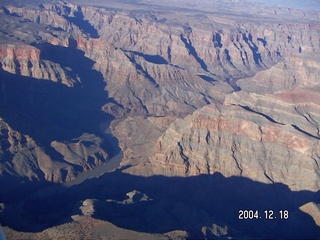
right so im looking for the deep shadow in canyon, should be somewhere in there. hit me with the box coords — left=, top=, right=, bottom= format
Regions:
left=0, top=43, right=121, bottom=158
left=1, top=48, right=320, bottom=237
left=64, top=10, right=100, bottom=39
left=1, top=171, right=319, bottom=239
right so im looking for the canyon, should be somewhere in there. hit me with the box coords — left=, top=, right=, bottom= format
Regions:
left=0, top=0, right=320, bottom=239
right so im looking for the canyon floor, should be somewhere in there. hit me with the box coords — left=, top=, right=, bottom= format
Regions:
left=0, top=0, right=320, bottom=239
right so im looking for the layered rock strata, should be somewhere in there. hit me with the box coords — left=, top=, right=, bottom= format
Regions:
left=0, top=119, right=109, bottom=182
left=120, top=88, right=320, bottom=191
left=0, top=0, right=319, bottom=190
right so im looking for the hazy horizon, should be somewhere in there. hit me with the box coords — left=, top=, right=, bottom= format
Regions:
left=248, top=0, right=320, bottom=9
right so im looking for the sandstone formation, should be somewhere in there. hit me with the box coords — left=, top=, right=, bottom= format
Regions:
left=238, top=55, right=320, bottom=93
left=300, top=202, right=320, bottom=227
left=0, top=44, right=79, bottom=87
left=0, top=9, right=78, bottom=86
left=3, top=216, right=188, bottom=240
left=124, top=89, right=320, bottom=191
left=51, top=133, right=109, bottom=172
left=0, top=0, right=319, bottom=239
left=0, top=118, right=109, bottom=183
left=3, top=0, right=319, bottom=117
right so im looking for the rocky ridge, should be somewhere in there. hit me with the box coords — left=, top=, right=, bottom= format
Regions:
left=124, top=90, right=320, bottom=191
left=2, top=1, right=319, bottom=116
left=0, top=0, right=320, bottom=238
left=0, top=0, right=319, bottom=191
left=0, top=118, right=109, bottom=183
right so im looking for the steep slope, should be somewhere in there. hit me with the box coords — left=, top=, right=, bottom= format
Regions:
left=238, top=54, right=320, bottom=93
left=0, top=7, right=78, bottom=86
left=1, top=0, right=319, bottom=115
left=0, top=0, right=319, bottom=198
left=0, top=81, right=114, bottom=185
left=124, top=89, right=320, bottom=191
left=5, top=1, right=319, bottom=116
left=0, top=7, right=114, bottom=183
left=0, top=118, right=109, bottom=183
left=0, top=0, right=320, bottom=239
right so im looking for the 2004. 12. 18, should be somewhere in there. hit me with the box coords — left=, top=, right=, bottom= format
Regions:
left=238, top=210, right=289, bottom=220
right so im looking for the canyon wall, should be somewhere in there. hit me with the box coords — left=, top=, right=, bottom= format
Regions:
left=0, top=118, right=109, bottom=182
left=124, top=90, right=320, bottom=191
left=0, top=0, right=320, bottom=239
left=0, top=0, right=319, bottom=191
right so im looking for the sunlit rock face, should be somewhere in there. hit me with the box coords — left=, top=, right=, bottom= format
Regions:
left=0, top=118, right=109, bottom=182
left=126, top=91, right=320, bottom=191
left=0, top=0, right=320, bottom=239
left=0, top=0, right=319, bottom=189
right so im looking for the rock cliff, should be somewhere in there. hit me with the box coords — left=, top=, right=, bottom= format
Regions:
left=0, top=118, right=109, bottom=182
left=0, top=44, right=79, bottom=86
left=0, top=0, right=319, bottom=190
left=0, top=0, right=320, bottom=238
left=4, top=1, right=319, bottom=115
left=124, top=89, right=320, bottom=191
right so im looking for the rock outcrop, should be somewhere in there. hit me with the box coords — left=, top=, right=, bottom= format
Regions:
left=0, top=119, right=109, bottom=182
left=0, top=8, right=79, bottom=86
left=238, top=55, right=320, bottom=93
left=300, top=202, right=320, bottom=227
left=122, top=88, right=320, bottom=191
left=0, top=0, right=320, bottom=238
left=3, top=215, right=189, bottom=240
left=51, top=133, right=109, bottom=172
left=1, top=0, right=318, bottom=190
left=0, top=44, right=79, bottom=87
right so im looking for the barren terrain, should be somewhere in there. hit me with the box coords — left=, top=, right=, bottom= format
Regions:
left=0, top=0, right=320, bottom=239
